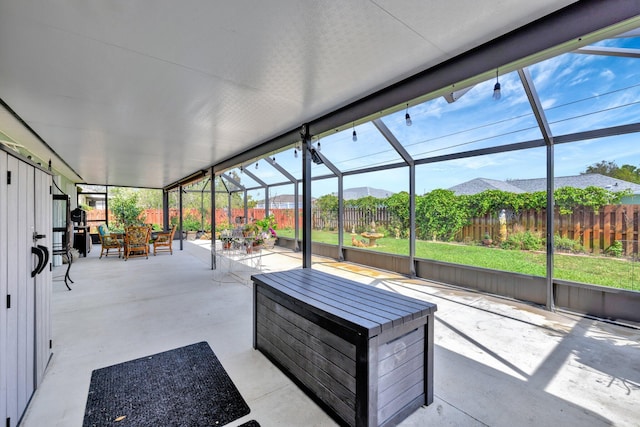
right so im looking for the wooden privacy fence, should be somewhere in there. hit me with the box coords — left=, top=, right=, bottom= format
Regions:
left=87, top=208, right=302, bottom=229
left=460, top=205, right=640, bottom=256
left=87, top=208, right=194, bottom=227
left=312, top=207, right=394, bottom=231
left=88, top=204, right=639, bottom=255
left=215, top=208, right=299, bottom=229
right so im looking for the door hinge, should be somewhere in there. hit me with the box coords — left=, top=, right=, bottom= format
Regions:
left=49, top=339, right=53, bottom=349
left=6, top=170, right=11, bottom=184
left=50, top=185, right=52, bottom=194
left=6, top=416, right=10, bottom=427
left=6, top=294, right=10, bottom=309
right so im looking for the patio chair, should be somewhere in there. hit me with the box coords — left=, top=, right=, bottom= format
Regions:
left=123, top=225, right=151, bottom=260
left=97, top=224, right=122, bottom=258
left=153, top=225, right=177, bottom=255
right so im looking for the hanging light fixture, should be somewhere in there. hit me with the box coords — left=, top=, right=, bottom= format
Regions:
left=493, top=69, right=501, bottom=100
left=240, top=165, right=243, bottom=174
left=405, top=103, right=412, bottom=126
left=294, top=145, right=298, bottom=158
left=352, top=123, right=357, bottom=142
left=317, top=137, right=321, bottom=152
left=255, top=161, right=259, bottom=170
left=272, top=156, right=276, bottom=163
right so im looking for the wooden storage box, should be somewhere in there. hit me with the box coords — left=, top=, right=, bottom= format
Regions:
left=252, top=269, right=437, bottom=427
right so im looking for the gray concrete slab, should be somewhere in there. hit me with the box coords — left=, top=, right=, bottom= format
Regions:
left=20, top=241, right=639, bottom=427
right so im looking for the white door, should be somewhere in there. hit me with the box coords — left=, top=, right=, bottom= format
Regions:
left=33, top=167, right=52, bottom=383
left=0, top=151, right=8, bottom=427
left=6, top=155, right=36, bottom=425
left=1, top=153, right=51, bottom=426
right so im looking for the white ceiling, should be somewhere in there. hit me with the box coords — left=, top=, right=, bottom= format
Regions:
left=0, top=0, right=581, bottom=188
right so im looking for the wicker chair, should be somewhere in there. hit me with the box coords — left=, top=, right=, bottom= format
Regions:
left=123, top=225, right=151, bottom=260
left=153, top=225, right=177, bottom=255
left=97, top=224, right=122, bottom=258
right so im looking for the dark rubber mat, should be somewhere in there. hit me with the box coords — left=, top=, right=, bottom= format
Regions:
left=83, top=341, right=250, bottom=426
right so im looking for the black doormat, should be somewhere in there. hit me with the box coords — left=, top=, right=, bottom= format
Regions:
left=83, top=341, right=250, bottom=427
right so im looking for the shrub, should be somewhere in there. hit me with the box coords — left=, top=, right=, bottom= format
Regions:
left=110, top=189, right=145, bottom=228
left=255, top=214, right=277, bottom=231
left=182, top=214, right=201, bottom=231
left=554, top=235, right=584, bottom=253
left=215, top=222, right=231, bottom=232
left=416, top=189, right=469, bottom=241
left=375, top=225, right=390, bottom=236
left=501, top=230, right=543, bottom=251
left=605, top=240, right=623, bottom=257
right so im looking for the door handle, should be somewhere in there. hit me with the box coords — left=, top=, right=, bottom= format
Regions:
left=37, top=245, right=49, bottom=274
left=31, top=247, right=44, bottom=277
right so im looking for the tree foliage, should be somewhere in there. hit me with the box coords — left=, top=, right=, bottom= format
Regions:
left=316, top=194, right=338, bottom=212
left=135, top=188, right=163, bottom=209
left=416, top=189, right=469, bottom=241
left=313, top=185, right=628, bottom=241
left=109, top=188, right=145, bottom=229
left=315, top=194, right=339, bottom=230
left=554, top=186, right=622, bottom=214
left=346, top=195, right=383, bottom=209
left=383, top=192, right=410, bottom=232
left=584, top=160, right=640, bottom=184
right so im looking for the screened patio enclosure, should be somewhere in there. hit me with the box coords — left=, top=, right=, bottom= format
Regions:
left=1, top=1, right=639, bottom=326
left=211, top=22, right=640, bottom=325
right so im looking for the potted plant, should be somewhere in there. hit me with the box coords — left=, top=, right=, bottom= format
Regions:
left=219, top=230, right=234, bottom=249
left=183, top=214, right=200, bottom=240
left=255, top=215, right=278, bottom=248
left=253, top=232, right=266, bottom=248
left=243, top=221, right=259, bottom=237
left=482, top=232, right=493, bottom=246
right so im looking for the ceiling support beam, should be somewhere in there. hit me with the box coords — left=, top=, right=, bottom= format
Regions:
left=179, top=184, right=184, bottom=251
left=301, top=125, right=312, bottom=268
left=210, top=166, right=216, bottom=270
left=265, top=156, right=297, bottom=184
left=574, top=46, right=640, bottom=58
left=241, top=167, right=268, bottom=188
left=220, top=173, right=245, bottom=191
left=519, top=67, right=556, bottom=312
left=372, top=118, right=416, bottom=275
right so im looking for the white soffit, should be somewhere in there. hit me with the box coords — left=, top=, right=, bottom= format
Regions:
left=0, top=1, right=578, bottom=188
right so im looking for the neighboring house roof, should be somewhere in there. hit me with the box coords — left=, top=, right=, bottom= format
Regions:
left=333, top=187, right=395, bottom=200
left=258, top=187, right=394, bottom=205
left=449, top=174, right=640, bottom=195
left=256, top=194, right=315, bottom=206
left=268, top=195, right=311, bottom=204
left=448, top=178, right=525, bottom=196
left=507, top=174, right=640, bottom=194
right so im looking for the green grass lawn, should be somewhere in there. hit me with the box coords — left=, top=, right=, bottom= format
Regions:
left=276, top=228, right=640, bottom=291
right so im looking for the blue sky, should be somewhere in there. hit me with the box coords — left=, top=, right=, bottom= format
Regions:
left=233, top=32, right=640, bottom=199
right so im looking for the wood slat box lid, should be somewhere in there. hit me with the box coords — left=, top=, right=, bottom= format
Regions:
left=252, top=268, right=437, bottom=338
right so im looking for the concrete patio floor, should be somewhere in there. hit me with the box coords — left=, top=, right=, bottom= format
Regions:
left=20, top=240, right=640, bottom=427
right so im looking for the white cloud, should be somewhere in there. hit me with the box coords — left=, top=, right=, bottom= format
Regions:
left=449, top=156, right=500, bottom=170
left=600, top=69, right=615, bottom=80
left=541, top=97, right=557, bottom=109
